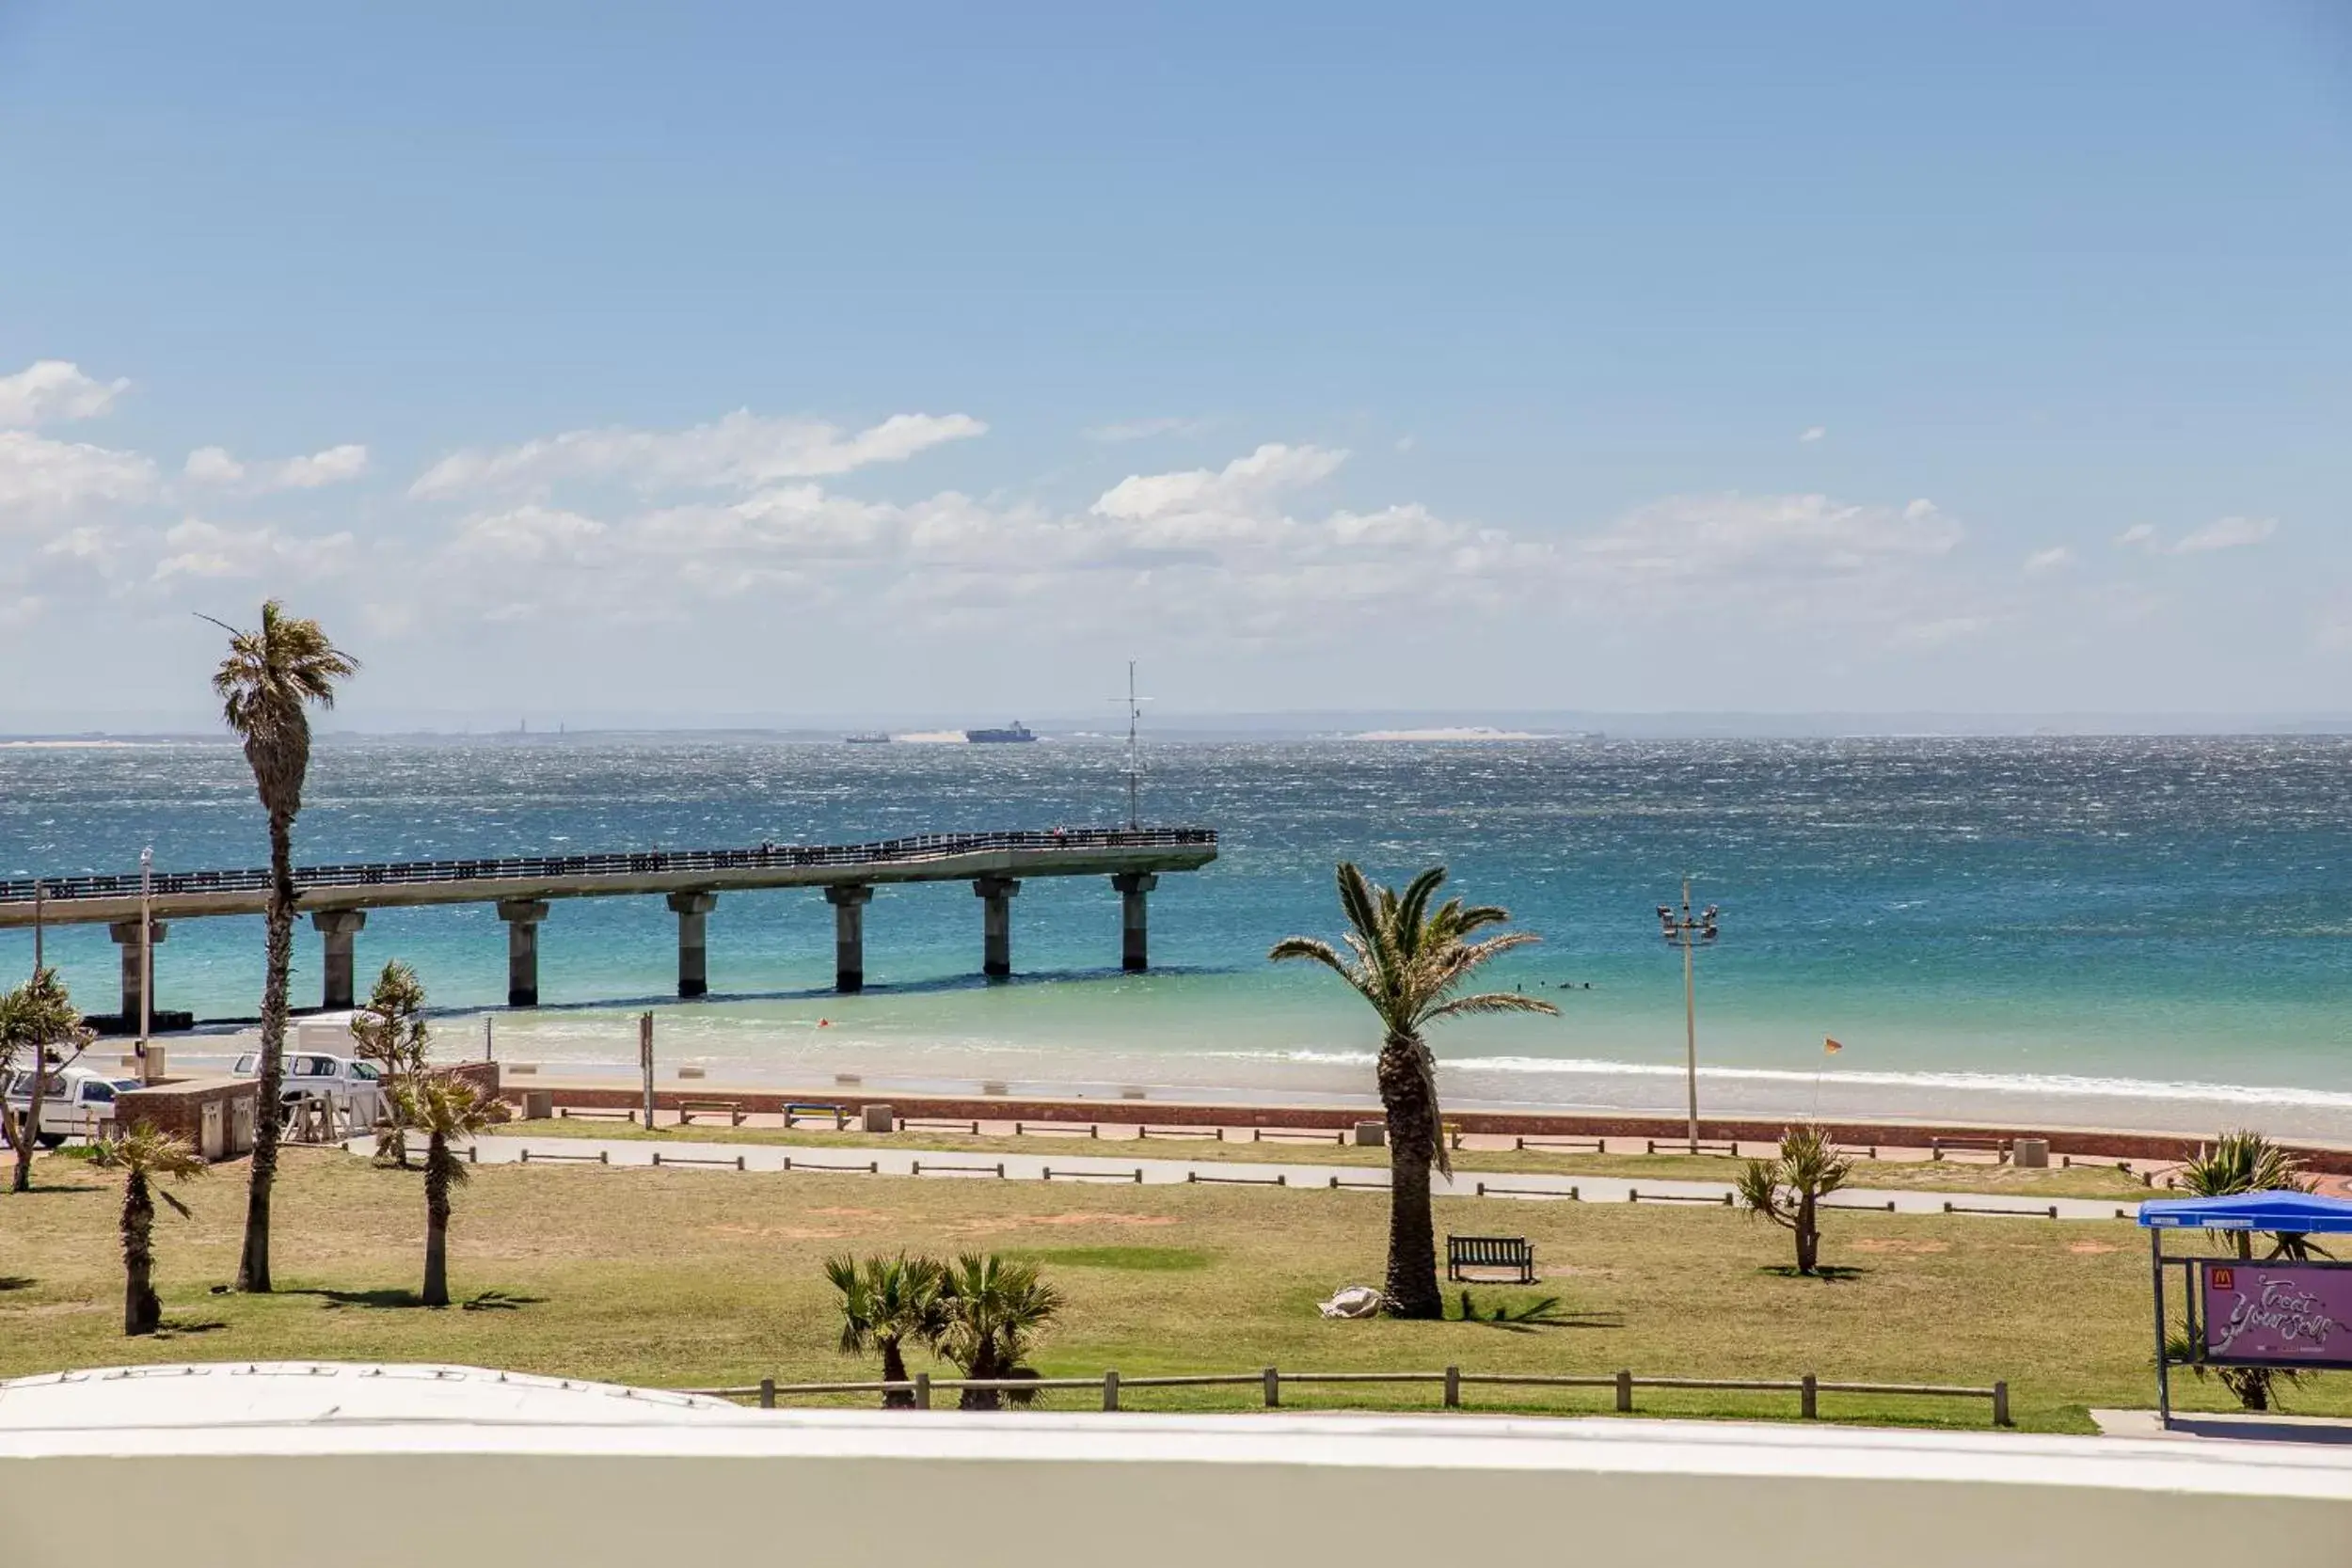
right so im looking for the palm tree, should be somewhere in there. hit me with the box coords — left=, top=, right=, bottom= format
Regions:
left=2179, top=1130, right=2319, bottom=1261
left=349, top=961, right=430, bottom=1165
left=2168, top=1129, right=2322, bottom=1413
left=1736, top=1123, right=1851, bottom=1275
left=1270, top=863, right=1557, bottom=1318
left=209, top=600, right=358, bottom=1292
left=825, top=1253, right=948, bottom=1407
left=397, top=1072, right=505, bottom=1307
left=89, top=1122, right=206, bottom=1336
left=935, top=1253, right=1063, bottom=1410
left=0, top=968, right=95, bottom=1193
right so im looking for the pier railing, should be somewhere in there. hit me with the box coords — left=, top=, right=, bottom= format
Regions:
left=0, top=826, right=1217, bottom=906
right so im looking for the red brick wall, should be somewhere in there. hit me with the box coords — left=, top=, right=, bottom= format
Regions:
left=505, top=1082, right=2352, bottom=1176
left=114, top=1077, right=259, bottom=1163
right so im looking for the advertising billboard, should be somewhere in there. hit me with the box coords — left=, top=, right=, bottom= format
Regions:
left=2200, top=1259, right=2352, bottom=1369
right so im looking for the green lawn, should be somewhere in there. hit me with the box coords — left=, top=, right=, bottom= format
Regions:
left=503, top=1117, right=2155, bottom=1199
left=1, top=1143, right=2324, bottom=1433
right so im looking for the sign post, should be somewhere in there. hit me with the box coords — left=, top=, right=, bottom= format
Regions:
left=639, top=1010, right=656, bottom=1130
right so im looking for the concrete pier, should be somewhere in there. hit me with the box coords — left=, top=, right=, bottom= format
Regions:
left=1112, top=872, right=1156, bottom=972
left=975, top=876, right=1021, bottom=978
left=107, top=918, right=166, bottom=1024
left=311, top=909, right=367, bottom=1010
left=498, top=899, right=550, bottom=1007
left=665, top=892, right=716, bottom=998
left=826, top=885, right=871, bottom=993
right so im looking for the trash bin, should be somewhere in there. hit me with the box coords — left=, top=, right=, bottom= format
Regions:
left=1353, top=1120, right=1388, bottom=1147
left=863, top=1103, right=895, bottom=1133
left=517, top=1088, right=554, bottom=1121
left=2013, top=1137, right=2049, bottom=1169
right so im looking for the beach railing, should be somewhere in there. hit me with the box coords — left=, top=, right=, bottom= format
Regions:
left=676, top=1365, right=2011, bottom=1426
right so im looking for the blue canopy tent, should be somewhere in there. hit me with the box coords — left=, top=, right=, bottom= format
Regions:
left=2138, top=1190, right=2352, bottom=1426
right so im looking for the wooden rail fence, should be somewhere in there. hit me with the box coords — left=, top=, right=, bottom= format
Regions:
left=678, top=1366, right=2010, bottom=1427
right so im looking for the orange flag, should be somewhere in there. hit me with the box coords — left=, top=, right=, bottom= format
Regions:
left=1823, top=1037, right=1843, bottom=1055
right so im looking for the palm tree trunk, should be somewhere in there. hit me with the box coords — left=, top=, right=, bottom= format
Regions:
left=123, top=1173, right=159, bottom=1336
left=422, top=1132, right=452, bottom=1307
left=960, top=1340, right=1002, bottom=1410
left=1378, top=1033, right=1442, bottom=1319
left=880, top=1339, right=914, bottom=1409
left=8, top=1103, right=31, bottom=1194
left=1795, top=1191, right=1819, bottom=1275
left=238, top=810, right=295, bottom=1292
left=15, top=1068, right=46, bottom=1193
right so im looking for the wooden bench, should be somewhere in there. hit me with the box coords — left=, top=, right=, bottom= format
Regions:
left=677, top=1099, right=746, bottom=1127
left=1931, top=1136, right=2010, bottom=1164
left=1447, top=1234, right=1536, bottom=1284
left=784, top=1102, right=847, bottom=1130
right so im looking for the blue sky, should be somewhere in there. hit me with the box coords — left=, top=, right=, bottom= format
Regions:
left=2, top=2, right=2347, bottom=725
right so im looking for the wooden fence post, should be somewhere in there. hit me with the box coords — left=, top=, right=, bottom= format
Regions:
left=758, top=1378, right=775, bottom=1410
left=1993, top=1381, right=2010, bottom=1428
left=1103, top=1370, right=1120, bottom=1412
left=914, top=1372, right=931, bottom=1410
left=1801, top=1374, right=1818, bottom=1419
left=1443, top=1366, right=1460, bottom=1409
left=1614, top=1370, right=1633, bottom=1414
left=1263, top=1367, right=1279, bottom=1408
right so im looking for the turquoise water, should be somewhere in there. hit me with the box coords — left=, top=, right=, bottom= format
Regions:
left=4, top=736, right=2348, bottom=1137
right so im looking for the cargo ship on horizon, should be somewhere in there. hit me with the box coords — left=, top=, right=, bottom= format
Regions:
left=964, top=721, right=1037, bottom=744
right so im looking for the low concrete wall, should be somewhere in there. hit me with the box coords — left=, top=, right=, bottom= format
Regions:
left=114, top=1077, right=257, bottom=1162
left=3, top=1403, right=2347, bottom=1568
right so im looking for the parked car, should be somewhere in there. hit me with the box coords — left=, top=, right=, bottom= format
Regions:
left=230, top=1051, right=389, bottom=1129
left=2, top=1065, right=144, bottom=1148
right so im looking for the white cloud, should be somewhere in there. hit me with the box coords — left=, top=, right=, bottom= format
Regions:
left=0, top=360, right=128, bottom=427
left=152, top=518, right=356, bottom=581
left=0, top=430, right=158, bottom=521
left=1084, top=416, right=1208, bottom=444
left=1093, top=443, right=1346, bottom=526
left=2112, top=517, right=2275, bottom=556
left=444, top=505, right=609, bottom=566
left=184, top=442, right=371, bottom=492
left=1580, top=493, right=1961, bottom=585
left=1799, top=426, right=1827, bottom=443
left=411, top=409, right=985, bottom=497
left=2024, top=546, right=2075, bottom=575
left=2173, top=515, right=2276, bottom=554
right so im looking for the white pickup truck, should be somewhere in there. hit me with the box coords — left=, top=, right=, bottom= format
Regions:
left=2, top=1066, right=144, bottom=1148
left=230, top=1050, right=389, bottom=1129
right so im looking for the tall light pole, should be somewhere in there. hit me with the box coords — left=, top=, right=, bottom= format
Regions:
left=1108, top=659, right=1151, bottom=831
left=1656, top=877, right=1720, bottom=1155
left=138, top=847, right=154, bottom=1080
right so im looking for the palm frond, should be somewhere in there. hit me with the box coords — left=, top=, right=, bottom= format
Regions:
left=1421, top=990, right=1562, bottom=1025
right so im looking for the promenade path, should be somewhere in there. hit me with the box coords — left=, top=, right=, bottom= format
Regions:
left=354, top=1132, right=2147, bottom=1223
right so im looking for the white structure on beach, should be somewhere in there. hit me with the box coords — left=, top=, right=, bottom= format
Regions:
left=5, top=1361, right=2351, bottom=1567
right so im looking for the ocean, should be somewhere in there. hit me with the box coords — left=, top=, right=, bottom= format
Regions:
left=3, top=736, right=2347, bottom=1140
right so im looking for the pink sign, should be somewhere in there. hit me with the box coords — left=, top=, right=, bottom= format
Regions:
left=2201, top=1261, right=2352, bottom=1369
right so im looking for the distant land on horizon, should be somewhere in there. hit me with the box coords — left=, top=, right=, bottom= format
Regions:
left=7, top=710, right=2352, bottom=742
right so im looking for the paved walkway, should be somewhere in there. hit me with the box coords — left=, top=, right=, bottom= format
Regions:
left=348, top=1133, right=2144, bottom=1224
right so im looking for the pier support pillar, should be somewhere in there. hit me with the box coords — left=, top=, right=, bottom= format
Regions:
left=107, top=918, right=166, bottom=1025
left=497, top=899, right=550, bottom=1008
left=310, top=909, right=367, bottom=1010
left=666, top=891, right=717, bottom=999
left=1111, top=872, right=1157, bottom=972
left=974, top=877, right=1021, bottom=979
left=826, top=884, right=872, bottom=993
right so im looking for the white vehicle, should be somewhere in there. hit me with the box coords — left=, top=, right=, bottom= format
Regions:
left=2, top=1065, right=143, bottom=1148
left=230, top=1051, right=389, bottom=1129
